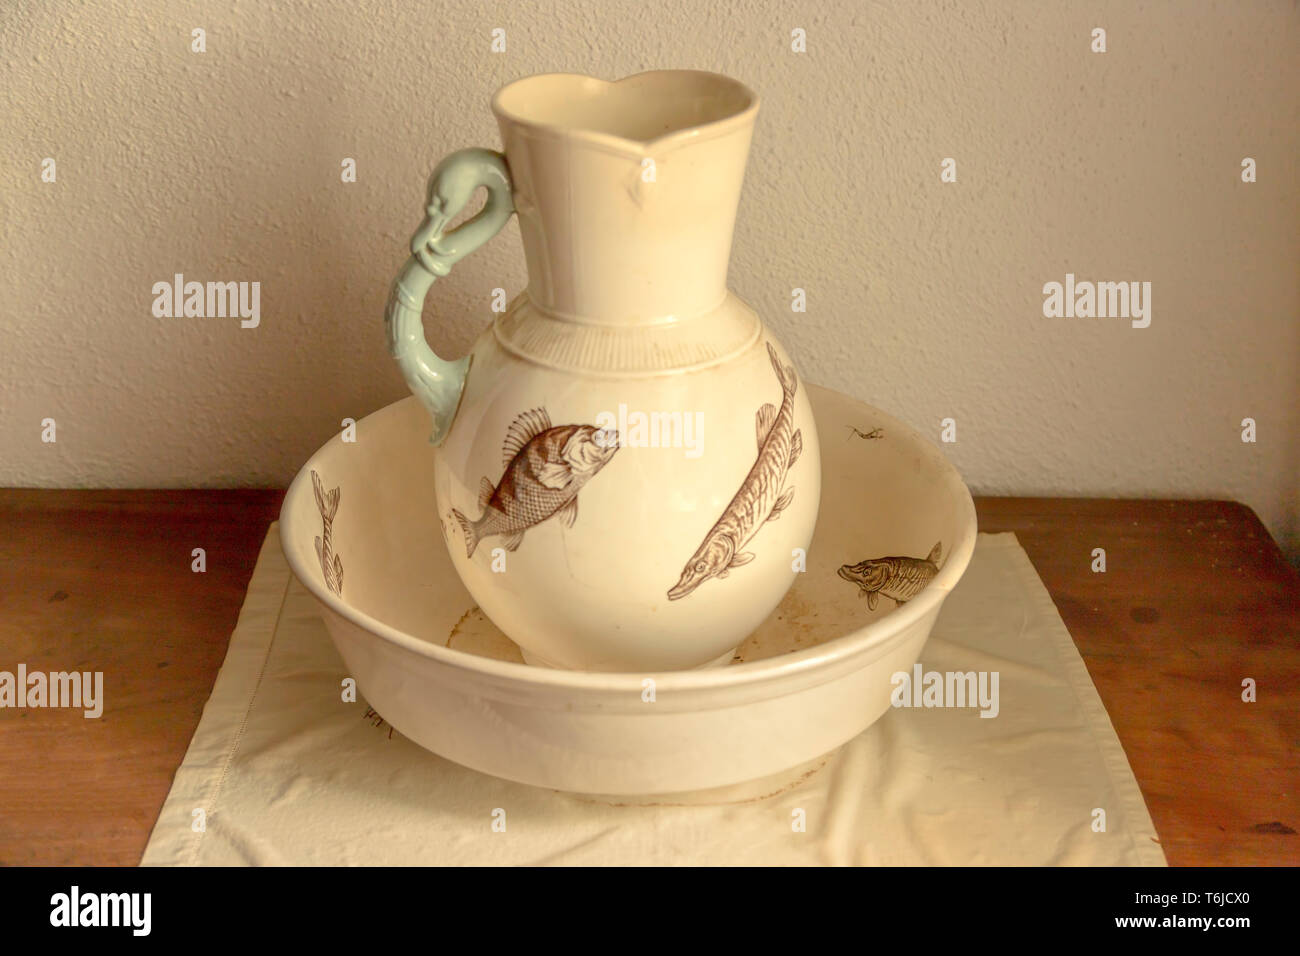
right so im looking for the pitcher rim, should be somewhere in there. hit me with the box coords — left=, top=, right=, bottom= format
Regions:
left=491, top=69, right=759, bottom=155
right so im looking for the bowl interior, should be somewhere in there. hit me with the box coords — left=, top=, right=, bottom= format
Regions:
left=281, top=385, right=976, bottom=678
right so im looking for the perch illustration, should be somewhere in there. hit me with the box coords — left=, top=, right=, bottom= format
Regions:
left=452, top=408, right=619, bottom=557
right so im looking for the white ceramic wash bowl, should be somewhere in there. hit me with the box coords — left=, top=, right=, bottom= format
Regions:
left=280, top=384, right=976, bottom=795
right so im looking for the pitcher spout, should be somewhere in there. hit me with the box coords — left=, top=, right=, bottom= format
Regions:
left=492, top=71, right=759, bottom=325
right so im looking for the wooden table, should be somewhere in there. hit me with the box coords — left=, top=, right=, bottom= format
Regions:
left=0, top=491, right=1295, bottom=865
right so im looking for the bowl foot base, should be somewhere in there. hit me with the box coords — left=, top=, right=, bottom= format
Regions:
left=569, top=750, right=838, bottom=805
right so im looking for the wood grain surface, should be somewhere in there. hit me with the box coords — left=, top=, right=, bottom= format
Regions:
left=0, top=491, right=1295, bottom=865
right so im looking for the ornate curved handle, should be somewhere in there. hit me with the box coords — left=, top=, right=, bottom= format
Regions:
left=385, top=148, right=515, bottom=444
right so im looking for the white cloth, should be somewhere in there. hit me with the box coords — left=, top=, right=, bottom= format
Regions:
left=142, top=528, right=1165, bottom=866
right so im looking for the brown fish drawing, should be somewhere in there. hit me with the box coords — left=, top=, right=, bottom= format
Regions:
left=668, top=342, right=803, bottom=600
left=837, top=541, right=942, bottom=610
left=452, top=408, right=619, bottom=558
left=312, top=469, right=344, bottom=595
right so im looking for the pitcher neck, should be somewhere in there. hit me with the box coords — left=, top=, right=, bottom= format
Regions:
left=496, top=86, right=756, bottom=325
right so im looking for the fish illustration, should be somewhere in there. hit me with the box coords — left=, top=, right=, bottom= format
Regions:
left=667, top=342, right=803, bottom=600
left=837, top=541, right=942, bottom=610
left=311, top=469, right=344, bottom=595
left=452, top=408, right=619, bottom=558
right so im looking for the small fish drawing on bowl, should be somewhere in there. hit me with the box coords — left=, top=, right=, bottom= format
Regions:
left=311, top=470, right=344, bottom=596
left=452, top=408, right=619, bottom=557
left=837, top=542, right=943, bottom=610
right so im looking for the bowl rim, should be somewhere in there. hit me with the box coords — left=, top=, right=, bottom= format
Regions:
left=279, top=386, right=978, bottom=694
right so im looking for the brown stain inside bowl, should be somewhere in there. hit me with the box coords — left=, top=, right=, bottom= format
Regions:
left=734, top=578, right=835, bottom=663
left=446, top=606, right=526, bottom=663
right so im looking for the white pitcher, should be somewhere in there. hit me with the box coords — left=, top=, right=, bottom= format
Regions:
left=385, top=71, right=820, bottom=671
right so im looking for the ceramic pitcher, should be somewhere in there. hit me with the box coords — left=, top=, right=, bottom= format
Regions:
left=385, top=71, right=820, bottom=671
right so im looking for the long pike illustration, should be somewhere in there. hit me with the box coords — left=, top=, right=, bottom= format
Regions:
left=452, top=408, right=619, bottom=558
left=312, top=469, right=344, bottom=595
left=837, top=542, right=942, bottom=610
left=667, top=342, right=803, bottom=600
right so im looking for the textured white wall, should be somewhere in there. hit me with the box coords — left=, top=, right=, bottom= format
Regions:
left=2, top=0, right=1297, bottom=557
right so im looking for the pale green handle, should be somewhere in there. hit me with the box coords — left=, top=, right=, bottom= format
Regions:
left=385, top=148, right=515, bottom=444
